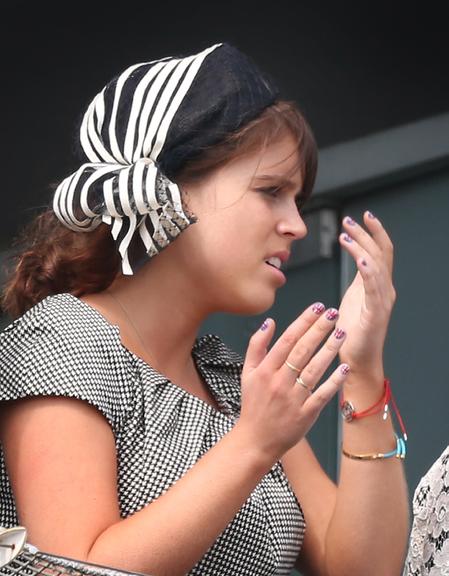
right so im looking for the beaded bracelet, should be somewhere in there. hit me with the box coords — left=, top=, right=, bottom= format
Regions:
left=342, top=433, right=407, bottom=461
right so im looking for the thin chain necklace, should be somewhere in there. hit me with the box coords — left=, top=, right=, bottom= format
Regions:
left=107, top=290, right=151, bottom=361
left=107, top=291, right=219, bottom=410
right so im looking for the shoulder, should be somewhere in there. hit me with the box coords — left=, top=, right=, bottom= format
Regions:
left=0, top=292, right=122, bottom=373
left=1, top=293, right=123, bottom=366
left=0, top=294, right=131, bottom=431
left=2, top=292, right=115, bottom=340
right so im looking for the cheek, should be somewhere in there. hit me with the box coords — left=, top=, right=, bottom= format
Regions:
left=184, top=193, right=269, bottom=264
left=196, top=209, right=244, bottom=241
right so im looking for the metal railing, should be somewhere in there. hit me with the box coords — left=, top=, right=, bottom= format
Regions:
left=0, top=527, right=145, bottom=576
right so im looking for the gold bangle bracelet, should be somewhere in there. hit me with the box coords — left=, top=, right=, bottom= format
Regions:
left=341, top=448, right=405, bottom=461
left=341, top=435, right=406, bottom=461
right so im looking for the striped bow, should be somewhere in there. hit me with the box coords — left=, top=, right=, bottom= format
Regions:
left=53, top=159, right=195, bottom=275
left=53, top=43, right=220, bottom=274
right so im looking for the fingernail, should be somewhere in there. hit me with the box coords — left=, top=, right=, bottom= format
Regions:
left=312, top=302, right=325, bottom=315
left=344, top=216, right=356, bottom=226
left=334, top=328, right=346, bottom=340
left=326, top=308, right=339, bottom=321
left=343, top=233, right=353, bottom=243
left=367, top=211, right=376, bottom=219
left=340, top=363, right=350, bottom=375
left=361, top=258, right=368, bottom=267
left=260, top=319, right=270, bottom=331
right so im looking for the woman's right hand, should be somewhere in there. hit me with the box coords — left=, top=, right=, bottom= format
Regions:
left=236, top=303, right=350, bottom=465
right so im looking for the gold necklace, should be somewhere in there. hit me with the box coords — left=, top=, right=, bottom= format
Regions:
left=107, top=291, right=219, bottom=410
left=107, top=290, right=150, bottom=359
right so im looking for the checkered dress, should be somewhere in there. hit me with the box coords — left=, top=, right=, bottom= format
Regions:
left=0, top=293, right=305, bottom=575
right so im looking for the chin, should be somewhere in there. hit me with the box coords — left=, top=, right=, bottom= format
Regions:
left=225, top=292, right=276, bottom=316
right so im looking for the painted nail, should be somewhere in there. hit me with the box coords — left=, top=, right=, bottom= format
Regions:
left=326, top=308, right=339, bottom=321
left=312, top=302, right=325, bottom=315
left=344, top=216, right=356, bottom=226
left=367, top=211, right=376, bottom=219
left=334, top=328, right=346, bottom=340
left=343, top=233, right=353, bottom=243
left=260, top=319, right=270, bottom=331
left=340, top=364, right=350, bottom=375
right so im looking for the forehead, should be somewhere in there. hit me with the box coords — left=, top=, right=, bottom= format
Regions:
left=208, top=133, right=303, bottom=191
left=254, top=135, right=302, bottom=178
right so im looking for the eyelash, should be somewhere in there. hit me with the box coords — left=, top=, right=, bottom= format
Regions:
left=257, top=187, right=306, bottom=213
left=258, top=186, right=281, bottom=198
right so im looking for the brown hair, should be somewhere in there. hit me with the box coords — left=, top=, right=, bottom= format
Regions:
left=1, top=100, right=317, bottom=319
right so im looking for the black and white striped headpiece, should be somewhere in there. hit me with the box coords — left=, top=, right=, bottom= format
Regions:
left=53, top=42, right=279, bottom=274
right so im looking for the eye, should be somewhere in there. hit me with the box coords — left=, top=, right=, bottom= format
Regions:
left=257, top=186, right=282, bottom=198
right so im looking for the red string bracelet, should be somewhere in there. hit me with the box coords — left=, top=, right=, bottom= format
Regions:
left=340, top=378, right=408, bottom=441
left=340, top=379, right=389, bottom=422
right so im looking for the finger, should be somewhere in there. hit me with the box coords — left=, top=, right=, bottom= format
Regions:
left=342, top=216, right=381, bottom=262
left=262, top=302, right=326, bottom=371
left=265, top=302, right=326, bottom=370
left=339, top=230, right=396, bottom=310
left=300, top=363, right=350, bottom=427
left=342, top=213, right=394, bottom=276
left=362, top=211, right=394, bottom=275
left=339, top=232, right=380, bottom=278
left=242, top=318, right=276, bottom=376
left=280, top=307, right=340, bottom=378
left=297, top=327, right=347, bottom=392
left=356, top=256, right=396, bottom=309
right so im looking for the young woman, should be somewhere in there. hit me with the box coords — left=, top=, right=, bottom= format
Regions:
left=0, top=42, right=409, bottom=576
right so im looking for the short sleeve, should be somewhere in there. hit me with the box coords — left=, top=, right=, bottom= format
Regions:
left=0, top=294, right=132, bottom=435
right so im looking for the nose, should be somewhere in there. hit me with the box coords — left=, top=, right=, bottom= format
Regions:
left=277, top=207, right=308, bottom=240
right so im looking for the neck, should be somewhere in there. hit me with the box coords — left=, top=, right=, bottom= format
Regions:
left=104, top=263, right=210, bottom=373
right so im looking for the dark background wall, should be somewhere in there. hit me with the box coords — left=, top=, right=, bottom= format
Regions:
left=2, top=1, right=449, bottom=241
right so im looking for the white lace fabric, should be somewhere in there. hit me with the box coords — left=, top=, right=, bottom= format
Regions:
left=404, top=445, right=449, bottom=575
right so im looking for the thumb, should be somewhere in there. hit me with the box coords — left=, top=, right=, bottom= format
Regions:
left=242, top=318, right=275, bottom=377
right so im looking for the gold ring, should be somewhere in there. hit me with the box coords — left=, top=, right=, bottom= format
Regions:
left=295, top=375, right=313, bottom=394
left=284, top=360, right=301, bottom=374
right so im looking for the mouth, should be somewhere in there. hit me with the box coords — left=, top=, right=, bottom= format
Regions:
left=265, top=256, right=282, bottom=270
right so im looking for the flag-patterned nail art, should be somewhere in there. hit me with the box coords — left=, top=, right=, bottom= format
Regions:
left=326, top=308, right=339, bottom=321
left=312, top=302, right=325, bottom=314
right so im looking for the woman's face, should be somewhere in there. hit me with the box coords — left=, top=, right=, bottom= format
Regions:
left=175, top=133, right=308, bottom=315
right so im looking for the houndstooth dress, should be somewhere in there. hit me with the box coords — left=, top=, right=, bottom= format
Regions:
left=0, top=293, right=305, bottom=575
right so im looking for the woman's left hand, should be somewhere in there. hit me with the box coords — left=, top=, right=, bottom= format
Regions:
left=337, top=211, right=396, bottom=377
